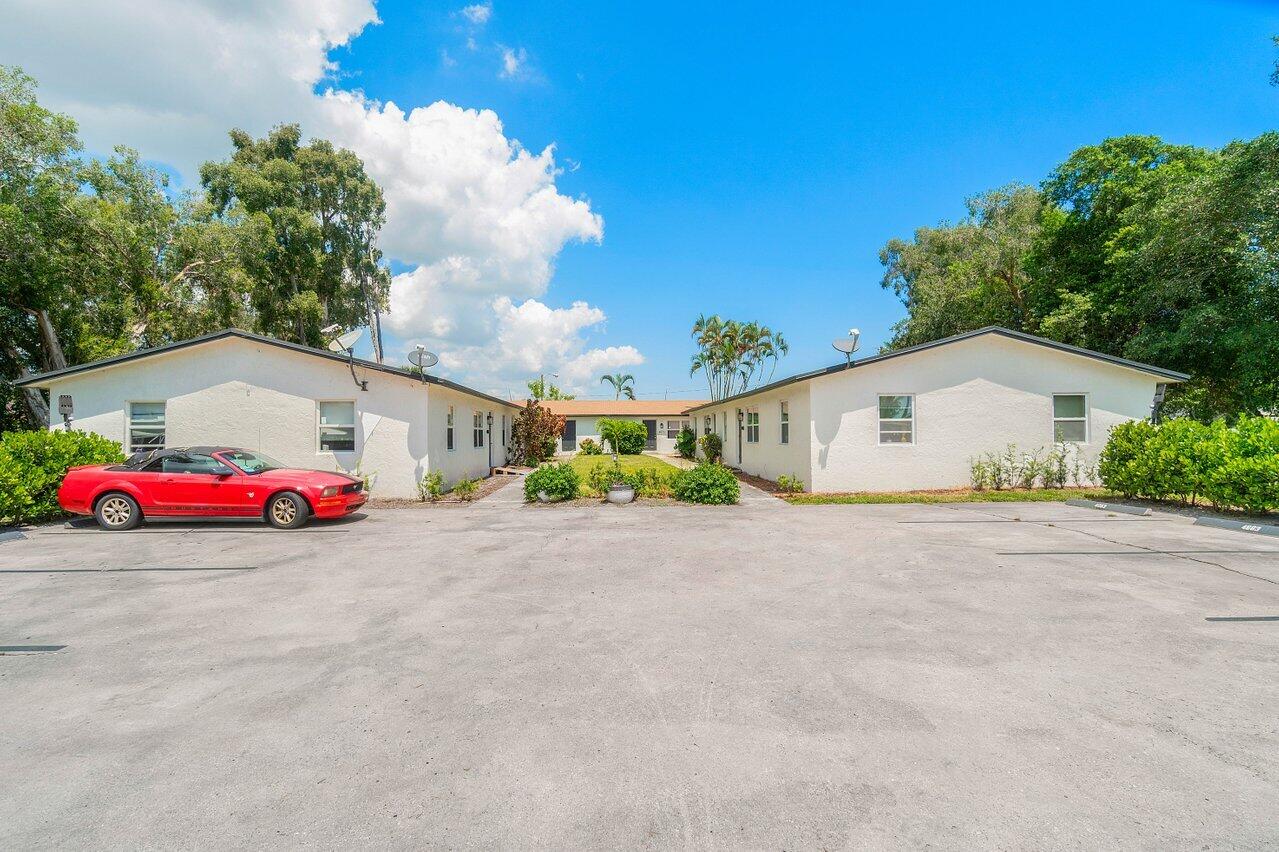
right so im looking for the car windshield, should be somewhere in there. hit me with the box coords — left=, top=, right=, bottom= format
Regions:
left=220, top=450, right=287, bottom=475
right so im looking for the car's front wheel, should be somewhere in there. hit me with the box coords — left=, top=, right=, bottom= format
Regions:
left=265, top=492, right=309, bottom=529
left=94, top=492, right=142, bottom=531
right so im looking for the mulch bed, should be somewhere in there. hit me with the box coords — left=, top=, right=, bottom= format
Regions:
left=367, top=474, right=515, bottom=508
left=731, top=470, right=790, bottom=497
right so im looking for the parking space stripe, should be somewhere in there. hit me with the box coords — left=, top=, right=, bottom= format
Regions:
left=1205, top=616, right=1279, bottom=622
left=998, top=549, right=1279, bottom=555
left=0, top=566, right=257, bottom=574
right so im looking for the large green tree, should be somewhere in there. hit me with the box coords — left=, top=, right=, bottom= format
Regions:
left=1, top=67, right=261, bottom=429
left=879, top=184, right=1045, bottom=347
left=1109, top=134, right=1279, bottom=418
left=878, top=133, right=1276, bottom=419
left=199, top=125, right=390, bottom=354
left=1030, top=135, right=1217, bottom=351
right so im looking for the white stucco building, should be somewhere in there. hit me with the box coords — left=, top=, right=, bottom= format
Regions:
left=688, top=327, right=1188, bottom=492
left=17, top=329, right=522, bottom=498
left=538, top=400, right=705, bottom=455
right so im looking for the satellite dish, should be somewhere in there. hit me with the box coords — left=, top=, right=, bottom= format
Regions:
left=326, top=329, right=363, bottom=353
left=408, top=346, right=439, bottom=369
left=832, top=328, right=861, bottom=364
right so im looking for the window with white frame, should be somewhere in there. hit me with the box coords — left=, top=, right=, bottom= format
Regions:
left=779, top=401, right=790, bottom=444
left=128, top=402, right=166, bottom=453
left=745, top=409, right=760, bottom=443
left=666, top=418, right=690, bottom=439
left=1053, top=394, right=1088, bottom=442
left=878, top=395, right=914, bottom=444
left=472, top=411, right=484, bottom=448
left=501, top=414, right=507, bottom=447
left=446, top=405, right=455, bottom=451
left=703, top=415, right=712, bottom=435
left=318, top=401, right=356, bottom=452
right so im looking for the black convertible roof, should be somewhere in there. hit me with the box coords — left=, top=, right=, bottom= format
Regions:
left=15, top=328, right=519, bottom=409
left=122, top=446, right=239, bottom=468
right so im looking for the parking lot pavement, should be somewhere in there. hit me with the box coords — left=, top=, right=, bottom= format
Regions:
left=2, top=501, right=1277, bottom=848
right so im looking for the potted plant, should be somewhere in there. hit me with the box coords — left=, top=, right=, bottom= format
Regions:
left=606, top=478, right=635, bottom=505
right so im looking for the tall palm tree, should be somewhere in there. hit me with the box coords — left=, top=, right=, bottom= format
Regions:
left=600, top=373, right=635, bottom=400
left=689, top=315, right=789, bottom=400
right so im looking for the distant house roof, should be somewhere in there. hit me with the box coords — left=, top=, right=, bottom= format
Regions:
left=538, top=399, right=705, bottom=417
left=14, top=328, right=520, bottom=409
left=687, top=326, right=1190, bottom=412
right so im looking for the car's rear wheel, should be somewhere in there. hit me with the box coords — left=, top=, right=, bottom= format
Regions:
left=266, top=492, right=309, bottom=529
left=94, top=492, right=142, bottom=531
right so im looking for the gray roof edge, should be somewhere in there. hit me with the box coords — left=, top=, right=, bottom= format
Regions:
left=13, top=328, right=521, bottom=409
left=686, top=326, right=1189, bottom=412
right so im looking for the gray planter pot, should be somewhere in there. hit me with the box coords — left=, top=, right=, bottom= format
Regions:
left=606, top=484, right=635, bottom=505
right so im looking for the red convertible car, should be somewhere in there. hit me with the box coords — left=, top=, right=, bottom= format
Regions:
left=58, top=447, right=366, bottom=530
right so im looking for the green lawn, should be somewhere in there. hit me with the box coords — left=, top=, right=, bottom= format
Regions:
left=564, top=454, right=681, bottom=476
left=783, top=487, right=1119, bottom=505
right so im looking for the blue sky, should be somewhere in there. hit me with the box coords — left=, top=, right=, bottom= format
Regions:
left=5, top=0, right=1277, bottom=399
left=337, top=0, right=1279, bottom=398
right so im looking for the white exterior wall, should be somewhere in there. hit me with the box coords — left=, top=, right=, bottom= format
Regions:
left=807, top=335, right=1162, bottom=492
left=554, top=415, right=690, bottom=456
left=691, top=385, right=813, bottom=487
left=45, top=337, right=517, bottom=498
left=426, top=385, right=514, bottom=487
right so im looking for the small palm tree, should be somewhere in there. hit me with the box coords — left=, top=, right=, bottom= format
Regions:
left=601, top=373, right=635, bottom=400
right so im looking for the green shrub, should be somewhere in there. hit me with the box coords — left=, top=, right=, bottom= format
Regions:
left=969, top=443, right=1096, bottom=492
left=524, top=462, right=580, bottom=502
left=578, top=437, right=602, bottom=455
left=599, top=419, right=647, bottom=454
left=776, top=474, right=803, bottom=494
left=699, top=432, right=723, bottom=463
left=416, top=470, right=445, bottom=502
left=583, top=460, right=624, bottom=496
left=1202, top=416, right=1279, bottom=514
left=1099, top=415, right=1279, bottom=513
left=675, top=427, right=697, bottom=460
left=451, top=477, right=480, bottom=501
left=623, top=465, right=678, bottom=498
left=0, top=429, right=125, bottom=525
left=671, top=462, right=740, bottom=505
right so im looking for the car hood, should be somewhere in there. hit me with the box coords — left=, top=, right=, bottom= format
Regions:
left=250, top=469, right=361, bottom=488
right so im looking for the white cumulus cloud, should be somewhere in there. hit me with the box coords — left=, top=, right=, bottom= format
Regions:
left=459, top=3, right=492, bottom=25
left=499, top=46, right=527, bottom=79
left=428, top=297, right=643, bottom=396
left=0, top=0, right=632, bottom=390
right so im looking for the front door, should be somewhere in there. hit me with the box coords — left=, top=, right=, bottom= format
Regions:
left=562, top=419, right=577, bottom=452
left=643, top=419, right=657, bottom=451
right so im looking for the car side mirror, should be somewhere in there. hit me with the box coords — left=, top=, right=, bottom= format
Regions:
left=212, top=466, right=236, bottom=477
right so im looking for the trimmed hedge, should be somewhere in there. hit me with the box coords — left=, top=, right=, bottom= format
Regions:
left=1099, top=416, right=1279, bottom=514
left=672, top=461, right=740, bottom=505
left=0, top=429, right=125, bottom=525
left=598, top=419, right=647, bottom=455
left=524, top=462, right=581, bottom=502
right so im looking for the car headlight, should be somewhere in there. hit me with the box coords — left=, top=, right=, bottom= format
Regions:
left=320, top=485, right=339, bottom=497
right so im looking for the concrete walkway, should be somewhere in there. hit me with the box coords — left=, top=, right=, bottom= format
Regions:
left=737, top=479, right=788, bottom=507
left=473, top=475, right=526, bottom=507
